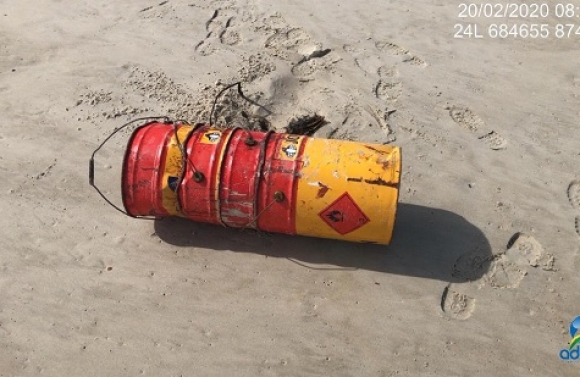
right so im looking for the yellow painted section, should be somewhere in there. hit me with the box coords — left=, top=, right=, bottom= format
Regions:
left=161, top=125, right=194, bottom=216
left=295, top=138, right=401, bottom=244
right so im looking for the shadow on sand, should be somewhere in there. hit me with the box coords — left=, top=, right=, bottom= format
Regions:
left=154, top=203, right=491, bottom=283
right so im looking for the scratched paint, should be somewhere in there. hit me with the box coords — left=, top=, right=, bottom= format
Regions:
left=295, top=137, right=401, bottom=244
left=122, top=122, right=401, bottom=245
left=316, top=182, right=330, bottom=199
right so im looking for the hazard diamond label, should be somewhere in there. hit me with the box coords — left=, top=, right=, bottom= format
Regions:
left=318, top=192, right=370, bottom=235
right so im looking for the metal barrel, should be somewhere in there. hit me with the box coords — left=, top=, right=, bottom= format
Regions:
left=122, top=122, right=401, bottom=244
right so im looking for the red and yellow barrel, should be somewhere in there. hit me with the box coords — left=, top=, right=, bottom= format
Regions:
left=122, top=122, right=401, bottom=244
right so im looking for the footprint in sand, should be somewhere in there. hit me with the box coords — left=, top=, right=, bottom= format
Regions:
left=441, top=285, right=476, bottom=320
left=449, top=106, right=484, bottom=132
left=375, top=41, right=409, bottom=56
left=451, top=249, right=492, bottom=284
left=484, top=254, right=527, bottom=289
left=139, top=1, right=172, bottom=19
left=196, top=8, right=242, bottom=55
left=402, top=55, right=427, bottom=67
left=344, top=44, right=394, bottom=77
left=238, top=53, right=276, bottom=82
left=195, top=10, right=222, bottom=56
left=205, top=8, right=236, bottom=35
left=505, top=232, right=545, bottom=267
left=448, top=106, right=508, bottom=150
left=374, top=65, right=403, bottom=104
left=378, top=65, right=399, bottom=79
left=264, top=28, right=336, bottom=80
left=290, top=49, right=334, bottom=81
left=486, top=232, right=550, bottom=288
left=375, top=41, right=427, bottom=67
left=375, top=81, right=403, bottom=102
left=343, top=44, right=362, bottom=54
left=291, top=61, right=318, bottom=81
left=195, top=40, right=216, bottom=56
left=205, top=9, right=221, bottom=33
left=347, top=41, right=426, bottom=75
left=567, top=180, right=580, bottom=210
left=336, top=104, right=394, bottom=143
left=442, top=232, right=553, bottom=319
left=219, top=18, right=241, bottom=46
left=264, top=28, right=317, bottom=60
left=257, top=12, right=288, bottom=32
left=478, top=131, right=508, bottom=150
left=568, top=181, right=580, bottom=237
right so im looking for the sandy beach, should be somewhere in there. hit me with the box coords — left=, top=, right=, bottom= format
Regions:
left=1, top=0, right=579, bottom=375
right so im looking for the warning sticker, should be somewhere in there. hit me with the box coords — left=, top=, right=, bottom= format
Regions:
left=277, top=135, right=303, bottom=160
left=201, top=130, right=222, bottom=144
left=318, top=192, right=370, bottom=235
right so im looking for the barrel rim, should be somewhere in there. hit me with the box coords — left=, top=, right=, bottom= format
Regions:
left=389, top=147, right=402, bottom=244
left=121, top=122, right=157, bottom=217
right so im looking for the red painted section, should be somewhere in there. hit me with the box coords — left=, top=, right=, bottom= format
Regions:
left=256, top=133, right=301, bottom=234
left=218, top=129, right=267, bottom=227
left=122, top=122, right=302, bottom=232
left=122, top=122, right=172, bottom=217
left=179, top=125, right=229, bottom=225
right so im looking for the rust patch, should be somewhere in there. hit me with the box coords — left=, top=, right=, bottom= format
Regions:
left=347, top=176, right=397, bottom=187
left=376, top=156, right=391, bottom=170
left=357, top=150, right=372, bottom=160
left=364, top=145, right=388, bottom=154
left=316, top=182, right=330, bottom=198
left=271, top=166, right=298, bottom=174
left=364, top=177, right=398, bottom=188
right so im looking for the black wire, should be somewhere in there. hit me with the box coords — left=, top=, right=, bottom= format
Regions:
left=209, top=82, right=241, bottom=126
left=91, top=116, right=170, bottom=161
left=173, top=122, right=206, bottom=213
left=89, top=116, right=170, bottom=219
left=92, top=80, right=273, bottom=218
left=208, top=82, right=272, bottom=126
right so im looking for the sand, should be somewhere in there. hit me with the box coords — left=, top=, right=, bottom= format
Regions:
left=1, top=0, right=579, bottom=375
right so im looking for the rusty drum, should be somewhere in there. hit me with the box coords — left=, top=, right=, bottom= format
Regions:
left=121, top=121, right=401, bottom=244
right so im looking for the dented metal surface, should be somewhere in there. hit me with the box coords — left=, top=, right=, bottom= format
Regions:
left=122, top=122, right=401, bottom=244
